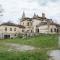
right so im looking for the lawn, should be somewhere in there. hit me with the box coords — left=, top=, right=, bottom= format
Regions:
left=0, top=34, right=58, bottom=60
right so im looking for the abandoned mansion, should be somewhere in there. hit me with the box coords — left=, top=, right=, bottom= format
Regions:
left=0, top=12, right=60, bottom=39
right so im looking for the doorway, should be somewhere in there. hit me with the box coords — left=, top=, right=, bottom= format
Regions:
left=4, top=35, right=10, bottom=39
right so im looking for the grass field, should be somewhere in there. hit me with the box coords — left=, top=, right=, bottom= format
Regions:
left=0, top=34, right=58, bottom=60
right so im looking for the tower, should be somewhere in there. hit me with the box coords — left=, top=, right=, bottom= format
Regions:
left=22, top=11, right=25, bottom=19
left=33, top=13, right=37, bottom=18
left=42, top=13, right=45, bottom=18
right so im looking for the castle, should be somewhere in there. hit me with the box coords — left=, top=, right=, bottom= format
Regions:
left=0, top=12, right=60, bottom=39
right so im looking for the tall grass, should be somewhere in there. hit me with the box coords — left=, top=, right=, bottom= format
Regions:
left=1, top=34, right=58, bottom=48
left=0, top=50, right=48, bottom=60
left=0, top=34, right=58, bottom=60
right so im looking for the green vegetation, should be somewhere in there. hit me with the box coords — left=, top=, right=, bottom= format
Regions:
left=0, top=50, right=48, bottom=60
left=0, top=34, right=58, bottom=60
left=1, top=34, right=58, bottom=48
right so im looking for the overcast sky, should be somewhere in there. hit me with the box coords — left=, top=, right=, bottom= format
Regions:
left=0, top=0, right=60, bottom=24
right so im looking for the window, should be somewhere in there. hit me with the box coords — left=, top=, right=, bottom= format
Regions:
left=57, top=29, right=59, bottom=32
left=14, top=28, right=16, bottom=31
left=31, top=30, right=32, bottom=33
left=54, top=28, right=56, bottom=32
left=51, top=29, right=53, bottom=32
left=27, top=22, right=29, bottom=26
left=15, top=34, right=16, bottom=36
left=22, top=30, right=24, bottom=32
left=36, top=29, right=39, bottom=33
left=5, top=27, right=7, bottom=31
left=10, top=28, right=12, bottom=31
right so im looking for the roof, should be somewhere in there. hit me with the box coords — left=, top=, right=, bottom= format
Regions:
left=1, top=22, right=16, bottom=26
left=50, top=22, right=60, bottom=27
left=37, top=21, right=60, bottom=27
left=21, top=17, right=32, bottom=21
left=17, top=25, right=25, bottom=28
left=0, top=22, right=25, bottom=28
left=32, top=16, right=46, bottom=20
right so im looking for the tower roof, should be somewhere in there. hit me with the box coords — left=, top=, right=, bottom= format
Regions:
left=33, top=13, right=37, bottom=18
left=22, top=11, right=25, bottom=19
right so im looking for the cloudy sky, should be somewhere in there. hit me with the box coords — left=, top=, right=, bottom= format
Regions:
left=0, top=0, right=60, bottom=24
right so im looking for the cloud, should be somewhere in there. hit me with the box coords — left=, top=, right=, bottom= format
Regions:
left=0, top=0, right=60, bottom=24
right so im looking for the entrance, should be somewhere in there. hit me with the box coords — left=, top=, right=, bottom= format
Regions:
left=4, top=35, right=10, bottom=39
left=36, top=29, right=39, bottom=33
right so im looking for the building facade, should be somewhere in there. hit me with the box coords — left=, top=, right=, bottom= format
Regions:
left=0, top=12, right=60, bottom=39
left=20, top=12, right=60, bottom=34
left=0, top=22, right=25, bottom=39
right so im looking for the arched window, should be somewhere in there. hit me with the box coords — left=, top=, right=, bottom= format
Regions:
left=54, top=28, right=56, bottom=32
left=27, top=22, right=29, bottom=26
left=10, top=28, right=12, bottom=31
left=22, top=30, right=24, bottom=32
left=5, top=27, right=7, bottom=31
left=14, top=28, right=16, bottom=31
left=36, top=29, right=39, bottom=33
left=57, top=29, right=59, bottom=32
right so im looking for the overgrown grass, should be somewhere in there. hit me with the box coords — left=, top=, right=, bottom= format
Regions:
left=0, top=34, right=58, bottom=60
left=0, top=49, right=48, bottom=60
left=0, top=34, right=58, bottom=48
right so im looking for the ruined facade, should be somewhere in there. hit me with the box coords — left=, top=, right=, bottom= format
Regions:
left=20, top=12, right=60, bottom=34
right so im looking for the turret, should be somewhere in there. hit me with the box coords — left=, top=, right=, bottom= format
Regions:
left=33, top=13, right=37, bottom=18
left=42, top=13, right=45, bottom=18
left=22, top=11, right=25, bottom=19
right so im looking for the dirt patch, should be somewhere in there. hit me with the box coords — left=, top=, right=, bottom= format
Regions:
left=4, top=43, right=35, bottom=51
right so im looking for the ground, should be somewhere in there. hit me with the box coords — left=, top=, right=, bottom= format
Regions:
left=0, top=34, right=58, bottom=60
